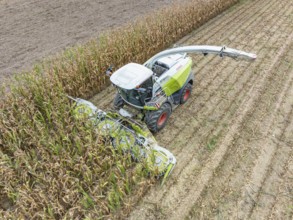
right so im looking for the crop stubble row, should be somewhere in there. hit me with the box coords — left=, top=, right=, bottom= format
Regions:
left=182, top=0, right=290, bottom=219
left=189, top=35, right=293, bottom=220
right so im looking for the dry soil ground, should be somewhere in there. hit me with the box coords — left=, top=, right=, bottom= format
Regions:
left=0, top=0, right=179, bottom=82
left=90, top=0, right=293, bottom=219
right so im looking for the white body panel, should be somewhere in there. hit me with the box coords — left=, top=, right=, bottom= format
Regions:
left=110, top=63, right=153, bottom=90
left=156, top=54, right=185, bottom=69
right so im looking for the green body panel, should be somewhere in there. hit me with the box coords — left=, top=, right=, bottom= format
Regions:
left=143, top=105, right=158, bottom=111
left=162, top=58, right=192, bottom=96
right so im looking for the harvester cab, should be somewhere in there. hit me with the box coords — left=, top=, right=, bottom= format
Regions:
left=108, top=45, right=256, bottom=132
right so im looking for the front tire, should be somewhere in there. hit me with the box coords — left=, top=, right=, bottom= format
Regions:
left=113, top=93, right=125, bottom=110
left=145, top=103, right=171, bottom=133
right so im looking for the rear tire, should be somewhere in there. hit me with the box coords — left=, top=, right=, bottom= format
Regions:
left=113, top=93, right=125, bottom=110
left=180, top=83, right=192, bottom=104
left=145, top=103, right=171, bottom=133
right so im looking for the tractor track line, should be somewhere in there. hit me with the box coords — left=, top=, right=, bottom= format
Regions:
left=253, top=55, right=293, bottom=219
left=262, top=124, right=293, bottom=219
left=241, top=68, right=293, bottom=218
left=252, top=114, right=293, bottom=219
left=268, top=146, right=293, bottom=219
left=187, top=41, right=292, bottom=218
left=190, top=44, right=293, bottom=219
left=239, top=66, right=293, bottom=219
left=189, top=75, right=293, bottom=219
left=167, top=29, right=293, bottom=220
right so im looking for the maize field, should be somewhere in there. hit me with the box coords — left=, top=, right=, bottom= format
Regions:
left=1, top=0, right=292, bottom=219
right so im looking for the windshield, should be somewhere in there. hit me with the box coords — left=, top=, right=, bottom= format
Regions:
left=118, top=88, right=143, bottom=107
left=117, top=77, right=153, bottom=107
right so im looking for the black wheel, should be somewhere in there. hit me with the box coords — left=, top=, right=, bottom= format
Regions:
left=145, top=103, right=171, bottom=133
left=180, top=83, right=192, bottom=104
left=113, top=93, right=125, bottom=110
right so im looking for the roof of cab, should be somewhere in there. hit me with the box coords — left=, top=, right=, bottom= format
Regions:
left=110, top=63, right=153, bottom=90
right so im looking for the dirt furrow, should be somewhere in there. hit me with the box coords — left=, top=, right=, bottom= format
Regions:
left=187, top=26, right=293, bottom=219
left=236, top=47, right=293, bottom=219
left=189, top=38, right=292, bottom=220
left=167, top=30, right=293, bottom=220
left=189, top=76, right=293, bottom=219
left=252, top=115, right=293, bottom=219
left=269, top=148, right=293, bottom=220
left=248, top=50, right=293, bottom=219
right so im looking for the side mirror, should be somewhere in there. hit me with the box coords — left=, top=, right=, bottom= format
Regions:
left=105, top=65, right=114, bottom=77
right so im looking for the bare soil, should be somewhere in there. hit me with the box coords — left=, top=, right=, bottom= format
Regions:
left=90, top=0, right=293, bottom=219
left=0, top=0, right=180, bottom=82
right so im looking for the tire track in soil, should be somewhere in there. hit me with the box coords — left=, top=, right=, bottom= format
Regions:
left=248, top=47, right=293, bottom=219
left=188, top=34, right=293, bottom=220
left=235, top=45, right=293, bottom=219
left=269, top=147, right=293, bottom=220
left=252, top=102, right=293, bottom=219
left=165, top=25, right=293, bottom=220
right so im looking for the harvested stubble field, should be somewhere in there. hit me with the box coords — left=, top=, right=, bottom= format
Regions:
left=1, top=0, right=240, bottom=219
left=91, top=0, right=293, bottom=219
left=0, top=0, right=292, bottom=219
